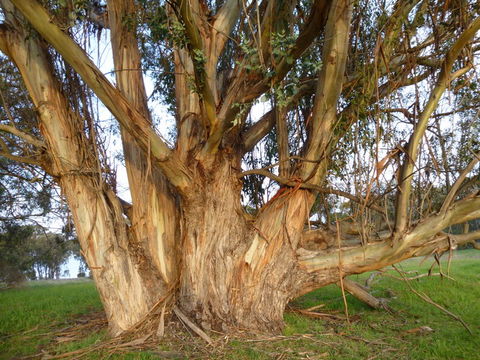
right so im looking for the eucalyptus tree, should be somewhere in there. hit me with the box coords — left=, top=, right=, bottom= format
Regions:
left=0, top=0, right=479, bottom=336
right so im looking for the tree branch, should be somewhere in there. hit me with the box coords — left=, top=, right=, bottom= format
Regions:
left=297, top=196, right=480, bottom=293
left=240, top=0, right=330, bottom=104
left=210, top=0, right=241, bottom=62
left=240, top=79, right=316, bottom=153
left=241, top=109, right=275, bottom=153
left=300, top=0, right=352, bottom=184
left=275, top=105, right=290, bottom=178
left=0, top=149, right=43, bottom=166
left=440, top=152, right=480, bottom=215
left=342, top=278, right=389, bottom=310
left=0, top=124, right=45, bottom=148
left=239, top=168, right=384, bottom=213
left=271, top=0, right=329, bottom=83
left=217, top=0, right=329, bottom=138
left=11, top=0, right=192, bottom=193
left=173, top=0, right=218, bottom=154
left=394, top=16, right=480, bottom=238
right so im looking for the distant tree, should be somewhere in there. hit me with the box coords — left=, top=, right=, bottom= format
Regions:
left=0, top=223, right=35, bottom=285
left=0, top=223, right=76, bottom=283
left=29, top=230, right=75, bottom=279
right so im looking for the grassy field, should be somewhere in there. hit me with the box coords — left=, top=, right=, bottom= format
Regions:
left=1, top=250, right=479, bottom=359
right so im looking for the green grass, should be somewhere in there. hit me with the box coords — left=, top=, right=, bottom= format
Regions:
left=1, top=250, right=479, bottom=359
left=0, top=279, right=102, bottom=359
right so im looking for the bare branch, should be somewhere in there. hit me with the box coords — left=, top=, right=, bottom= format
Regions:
left=239, top=168, right=384, bottom=213
left=240, top=79, right=316, bottom=153
left=241, top=109, right=275, bottom=153
left=394, top=17, right=480, bottom=238
left=440, top=153, right=480, bottom=215
left=211, top=0, right=241, bottom=61
left=342, top=278, right=390, bottom=310
left=275, top=106, right=290, bottom=178
left=172, top=0, right=218, bottom=154
left=440, top=230, right=480, bottom=246
left=0, top=124, right=45, bottom=148
left=297, top=195, right=480, bottom=294
left=393, top=265, right=473, bottom=334
left=0, top=149, right=43, bottom=166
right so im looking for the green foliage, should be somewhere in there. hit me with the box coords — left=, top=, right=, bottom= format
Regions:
left=270, top=30, right=297, bottom=65
left=0, top=224, right=77, bottom=285
left=169, top=19, right=189, bottom=49
left=237, top=34, right=265, bottom=73
left=0, top=223, right=35, bottom=285
left=137, top=2, right=176, bottom=111
left=231, top=101, right=253, bottom=126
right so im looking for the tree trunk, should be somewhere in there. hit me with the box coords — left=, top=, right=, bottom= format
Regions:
left=177, top=154, right=315, bottom=333
left=0, top=13, right=161, bottom=335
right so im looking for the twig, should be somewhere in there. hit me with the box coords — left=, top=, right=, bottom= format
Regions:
left=392, top=265, right=472, bottom=334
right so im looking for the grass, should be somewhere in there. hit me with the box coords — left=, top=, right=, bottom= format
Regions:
left=0, top=279, right=102, bottom=359
left=1, top=250, right=479, bottom=359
